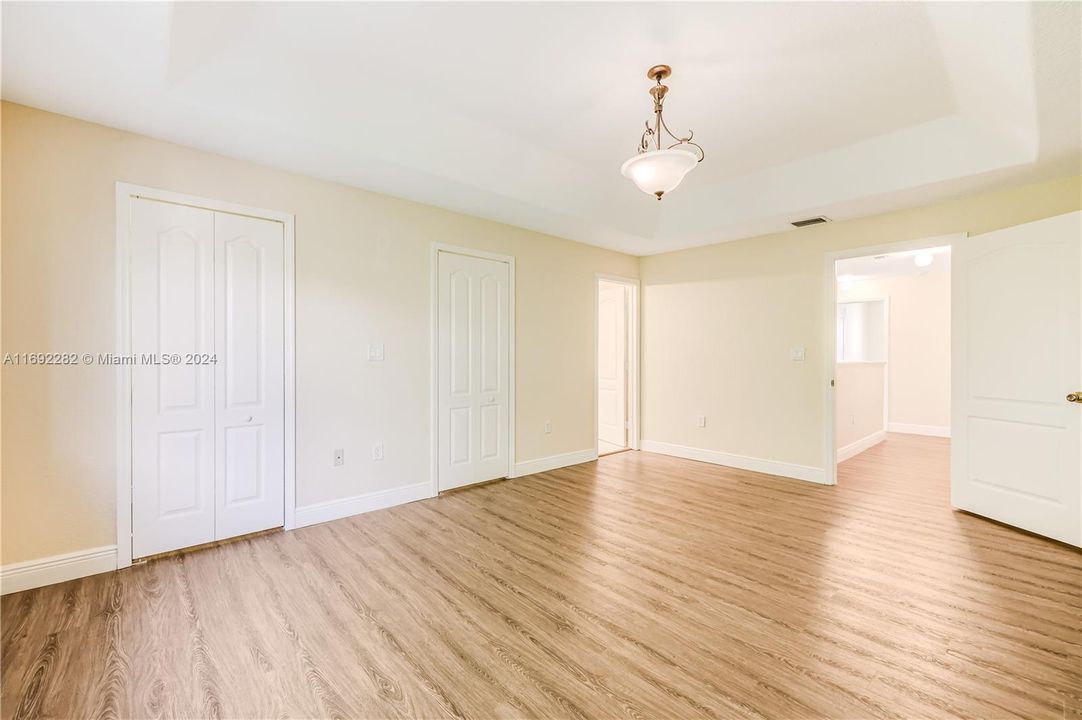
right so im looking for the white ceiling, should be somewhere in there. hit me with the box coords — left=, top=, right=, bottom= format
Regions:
left=3, top=2, right=1079, bottom=256
left=837, top=245, right=951, bottom=282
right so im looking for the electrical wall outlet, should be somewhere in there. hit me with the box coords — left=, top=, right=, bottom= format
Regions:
left=544, top=420, right=552, bottom=434
left=696, top=415, right=706, bottom=428
left=372, top=442, right=384, bottom=461
left=790, top=346, right=806, bottom=362
left=367, top=343, right=385, bottom=361
left=333, top=448, right=345, bottom=467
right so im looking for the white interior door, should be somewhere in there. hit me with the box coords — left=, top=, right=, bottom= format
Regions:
left=438, top=250, right=510, bottom=491
left=597, top=281, right=627, bottom=448
left=131, top=199, right=216, bottom=557
left=214, top=212, right=285, bottom=540
left=131, top=199, right=287, bottom=558
left=952, top=211, right=1081, bottom=546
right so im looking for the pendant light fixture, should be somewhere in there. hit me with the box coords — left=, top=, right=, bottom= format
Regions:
left=621, top=64, right=704, bottom=200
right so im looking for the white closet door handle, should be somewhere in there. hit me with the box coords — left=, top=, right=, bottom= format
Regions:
left=245, top=415, right=253, bottom=423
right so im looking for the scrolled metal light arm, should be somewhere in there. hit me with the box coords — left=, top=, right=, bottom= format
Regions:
left=635, top=65, right=705, bottom=162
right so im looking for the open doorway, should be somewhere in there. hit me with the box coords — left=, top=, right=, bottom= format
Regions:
left=596, top=275, right=639, bottom=457
left=822, top=214, right=1080, bottom=546
left=829, top=242, right=952, bottom=482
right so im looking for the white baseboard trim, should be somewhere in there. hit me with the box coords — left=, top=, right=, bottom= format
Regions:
left=295, top=482, right=433, bottom=529
left=2, top=545, right=117, bottom=595
left=888, top=422, right=950, bottom=438
left=511, top=449, right=598, bottom=478
left=837, top=429, right=887, bottom=463
left=641, top=440, right=827, bottom=485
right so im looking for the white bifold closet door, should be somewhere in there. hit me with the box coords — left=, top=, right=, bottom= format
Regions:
left=131, top=200, right=216, bottom=556
left=131, top=198, right=285, bottom=558
left=437, top=251, right=511, bottom=491
left=213, top=212, right=285, bottom=541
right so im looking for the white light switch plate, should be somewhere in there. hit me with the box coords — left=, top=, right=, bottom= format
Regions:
left=367, top=343, right=385, bottom=361
left=790, top=346, right=806, bottom=362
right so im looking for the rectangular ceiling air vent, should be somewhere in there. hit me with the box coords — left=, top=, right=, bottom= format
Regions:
left=791, top=216, right=831, bottom=228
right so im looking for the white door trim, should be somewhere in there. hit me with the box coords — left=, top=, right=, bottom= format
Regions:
left=822, top=234, right=963, bottom=485
left=594, top=273, right=641, bottom=454
left=115, top=182, right=297, bottom=569
left=430, top=243, right=516, bottom=496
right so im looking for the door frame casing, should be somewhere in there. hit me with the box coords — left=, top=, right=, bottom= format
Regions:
left=430, top=243, right=516, bottom=495
left=594, top=273, right=641, bottom=455
left=822, top=234, right=963, bottom=485
left=115, top=182, right=297, bottom=569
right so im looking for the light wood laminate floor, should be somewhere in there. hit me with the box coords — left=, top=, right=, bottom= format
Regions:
left=3, top=434, right=1080, bottom=719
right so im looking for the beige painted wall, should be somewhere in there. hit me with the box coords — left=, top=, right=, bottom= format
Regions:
left=641, top=174, right=1081, bottom=474
left=839, top=271, right=951, bottom=431
left=0, top=102, right=637, bottom=565
left=834, top=363, right=885, bottom=449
